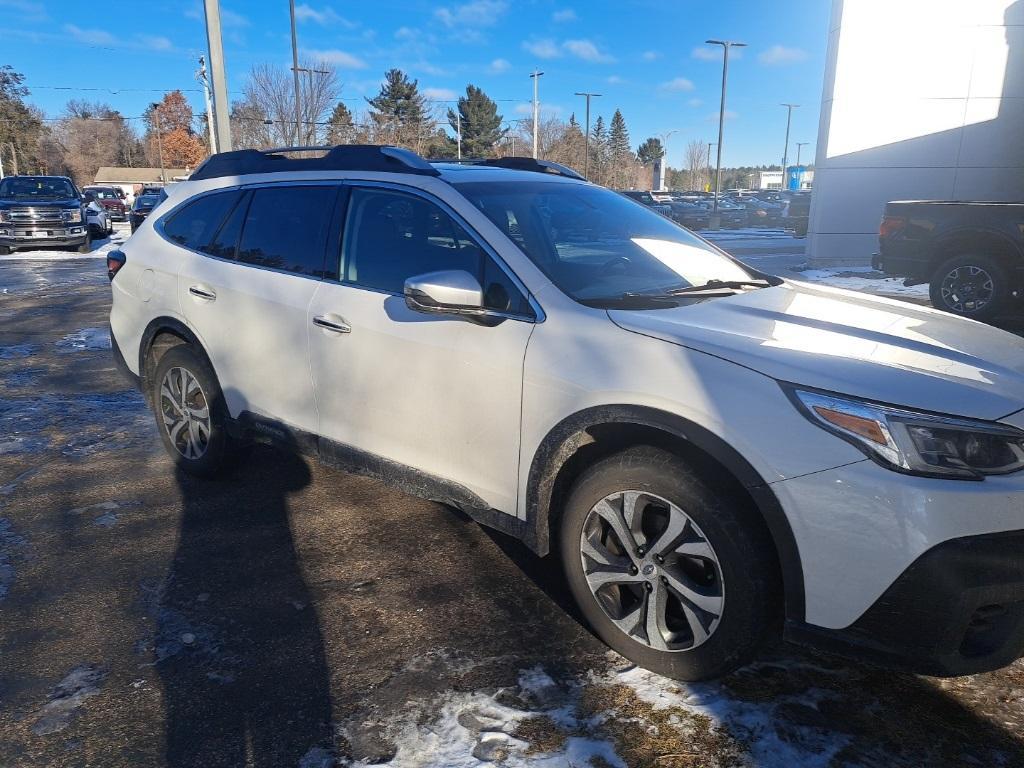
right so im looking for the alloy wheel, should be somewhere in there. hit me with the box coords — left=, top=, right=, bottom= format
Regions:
left=940, top=265, right=994, bottom=315
left=579, top=490, right=724, bottom=651
left=159, top=366, right=211, bottom=459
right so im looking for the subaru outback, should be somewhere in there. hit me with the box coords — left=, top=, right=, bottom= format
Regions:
left=109, top=145, right=1024, bottom=681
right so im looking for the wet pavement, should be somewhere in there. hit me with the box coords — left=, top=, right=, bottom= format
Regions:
left=1, top=253, right=1023, bottom=767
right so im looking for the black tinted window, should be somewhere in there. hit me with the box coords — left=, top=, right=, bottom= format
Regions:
left=163, top=191, right=237, bottom=251
left=343, top=188, right=529, bottom=317
left=203, top=191, right=249, bottom=260
left=237, top=186, right=336, bottom=277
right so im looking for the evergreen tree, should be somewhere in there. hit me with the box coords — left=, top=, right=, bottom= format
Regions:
left=366, top=69, right=431, bottom=150
left=447, top=84, right=505, bottom=157
left=325, top=101, right=356, bottom=145
left=636, top=137, right=665, bottom=166
left=607, top=109, right=632, bottom=187
left=589, top=115, right=608, bottom=184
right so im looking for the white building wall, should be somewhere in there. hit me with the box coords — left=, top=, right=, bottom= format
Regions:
left=808, top=0, right=1024, bottom=265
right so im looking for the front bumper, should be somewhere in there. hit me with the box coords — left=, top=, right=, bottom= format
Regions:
left=0, top=226, right=87, bottom=246
left=789, top=530, right=1024, bottom=676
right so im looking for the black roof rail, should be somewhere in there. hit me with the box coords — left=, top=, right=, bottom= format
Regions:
left=431, top=156, right=586, bottom=181
left=189, top=144, right=441, bottom=181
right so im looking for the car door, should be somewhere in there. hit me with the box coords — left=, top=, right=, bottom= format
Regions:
left=171, top=183, right=341, bottom=436
left=307, top=183, right=537, bottom=514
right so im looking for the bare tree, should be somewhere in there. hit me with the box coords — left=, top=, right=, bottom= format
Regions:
left=241, top=60, right=340, bottom=147
left=684, top=139, right=707, bottom=191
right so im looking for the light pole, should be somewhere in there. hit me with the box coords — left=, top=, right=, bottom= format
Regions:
left=288, top=0, right=302, bottom=145
left=203, top=0, right=232, bottom=151
left=196, top=56, right=218, bottom=154
left=151, top=103, right=166, bottom=184
left=706, top=142, right=716, bottom=191
left=574, top=91, right=601, bottom=179
left=530, top=69, right=544, bottom=159
left=780, top=103, right=799, bottom=185
left=795, top=141, right=808, bottom=167
left=292, top=65, right=330, bottom=144
left=706, top=39, right=746, bottom=229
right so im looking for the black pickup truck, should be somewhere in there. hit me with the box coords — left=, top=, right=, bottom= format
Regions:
left=874, top=200, right=1024, bottom=320
left=0, top=175, right=90, bottom=254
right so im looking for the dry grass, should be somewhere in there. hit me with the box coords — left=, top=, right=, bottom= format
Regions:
left=512, top=715, right=568, bottom=755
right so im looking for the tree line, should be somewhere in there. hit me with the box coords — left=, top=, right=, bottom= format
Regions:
left=0, top=63, right=786, bottom=191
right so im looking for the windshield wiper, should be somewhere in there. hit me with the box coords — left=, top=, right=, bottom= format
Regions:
left=663, top=278, right=773, bottom=296
left=579, top=293, right=683, bottom=309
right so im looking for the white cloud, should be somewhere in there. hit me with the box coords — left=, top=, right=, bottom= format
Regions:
left=294, top=4, right=356, bottom=27
left=63, top=24, right=116, bottom=46
left=423, top=87, right=457, bottom=101
left=489, top=58, right=511, bottom=73
left=0, top=0, right=46, bottom=21
left=707, top=109, right=738, bottom=121
left=434, top=0, right=507, bottom=27
left=758, top=45, right=807, bottom=65
left=642, top=50, right=660, bottom=61
left=552, top=8, right=576, bottom=22
left=659, top=76, right=695, bottom=92
left=691, top=46, right=719, bottom=61
left=563, top=39, right=613, bottom=63
left=414, top=61, right=450, bottom=76
left=687, top=97, right=703, bottom=107
left=522, top=38, right=561, bottom=59
left=303, top=48, right=367, bottom=69
left=139, top=35, right=174, bottom=51
left=606, top=75, right=624, bottom=85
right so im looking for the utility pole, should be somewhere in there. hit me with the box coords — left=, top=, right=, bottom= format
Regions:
left=196, top=56, right=218, bottom=155
left=151, top=103, right=166, bottom=183
left=456, top=109, right=462, bottom=160
left=292, top=65, right=329, bottom=144
left=795, top=141, right=808, bottom=168
left=289, top=0, right=302, bottom=145
left=706, top=39, right=746, bottom=229
left=530, top=69, right=544, bottom=159
left=203, top=0, right=232, bottom=151
left=706, top=142, right=716, bottom=191
left=574, top=91, right=601, bottom=179
left=780, top=103, right=799, bottom=186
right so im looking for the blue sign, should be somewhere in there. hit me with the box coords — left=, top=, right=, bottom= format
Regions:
left=786, top=166, right=806, bottom=191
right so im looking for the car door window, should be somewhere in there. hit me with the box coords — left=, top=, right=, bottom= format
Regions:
left=342, top=187, right=531, bottom=314
left=162, top=190, right=238, bottom=252
left=203, top=190, right=250, bottom=260
left=236, top=185, right=337, bottom=277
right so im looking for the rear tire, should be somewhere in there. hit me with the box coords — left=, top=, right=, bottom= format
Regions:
left=559, top=445, right=779, bottom=681
left=151, top=345, right=242, bottom=478
left=929, top=253, right=1009, bottom=321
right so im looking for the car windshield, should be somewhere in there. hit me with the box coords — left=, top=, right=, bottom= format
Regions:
left=88, top=188, right=119, bottom=199
left=134, top=195, right=159, bottom=210
left=0, top=177, right=76, bottom=201
left=456, top=180, right=751, bottom=302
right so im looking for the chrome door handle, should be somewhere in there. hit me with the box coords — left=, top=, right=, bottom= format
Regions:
left=189, top=285, right=217, bottom=300
left=313, top=315, right=352, bottom=334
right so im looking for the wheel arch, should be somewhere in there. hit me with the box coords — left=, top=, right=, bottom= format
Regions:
left=525, top=404, right=805, bottom=621
left=138, top=316, right=214, bottom=405
left=931, top=228, right=1023, bottom=273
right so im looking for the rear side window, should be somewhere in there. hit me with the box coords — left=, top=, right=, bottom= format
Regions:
left=236, top=185, right=336, bottom=277
left=163, top=191, right=238, bottom=252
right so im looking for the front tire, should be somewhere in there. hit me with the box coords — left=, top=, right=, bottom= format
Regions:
left=151, top=345, right=241, bottom=478
left=77, top=235, right=91, bottom=254
left=929, top=253, right=1009, bottom=321
left=560, top=446, right=779, bottom=681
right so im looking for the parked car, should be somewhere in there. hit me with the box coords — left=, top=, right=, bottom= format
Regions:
left=110, top=145, right=1024, bottom=682
left=617, top=189, right=673, bottom=217
left=0, top=175, right=90, bottom=254
left=782, top=191, right=812, bottom=236
left=129, top=193, right=161, bottom=233
left=83, top=185, right=128, bottom=221
left=82, top=191, right=113, bottom=238
left=727, top=196, right=785, bottom=227
left=875, top=200, right=1024, bottom=320
left=691, top=197, right=748, bottom=229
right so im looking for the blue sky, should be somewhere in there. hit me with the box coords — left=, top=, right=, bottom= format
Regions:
left=2, top=0, right=830, bottom=167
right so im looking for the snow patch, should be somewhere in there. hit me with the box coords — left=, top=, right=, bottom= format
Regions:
left=56, top=327, right=111, bottom=353
left=794, top=266, right=930, bottom=299
left=31, top=664, right=106, bottom=735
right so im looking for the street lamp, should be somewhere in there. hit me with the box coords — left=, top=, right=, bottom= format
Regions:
left=150, top=102, right=166, bottom=184
left=706, top=142, right=716, bottom=191
left=706, top=39, right=746, bottom=229
left=288, top=0, right=302, bottom=145
left=530, top=70, right=544, bottom=159
left=795, top=141, right=809, bottom=167
left=780, top=103, right=799, bottom=183
left=292, top=66, right=330, bottom=144
left=574, top=91, right=601, bottom=179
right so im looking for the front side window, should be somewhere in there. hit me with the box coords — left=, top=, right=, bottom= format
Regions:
left=163, top=191, right=238, bottom=251
left=342, top=187, right=531, bottom=314
left=457, top=181, right=752, bottom=303
left=236, top=185, right=337, bottom=277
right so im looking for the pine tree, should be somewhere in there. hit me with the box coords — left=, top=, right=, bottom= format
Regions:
left=325, top=101, right=356, bottom=145
left=447, top=85, right=505, bottom=157
left=589, top=116, right=609, bottom=185
left=607, top=109, right=633, bottom=188
left=636, top=137, right=665, bottom=166
left=366, top=69, right=431, bottom=151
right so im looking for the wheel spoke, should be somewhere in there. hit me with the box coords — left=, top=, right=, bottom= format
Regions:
left=610, top=603, right=645, bottom=640
left=679, top=601, right=711, bottom=647
left=644, top=581, right=670, bottom=651
left=584, top=564, right=644, bottom=591
left=593, top=499, right=640, bottom=557
left=160, top=384, right=183, bottom=414
left=647, top=505, right=689, bottom=556
left=674, top=538, right=716, bottom=560
left=581, top=531, right=630, bottom=568
left=662, top=570, right=724, bottom=617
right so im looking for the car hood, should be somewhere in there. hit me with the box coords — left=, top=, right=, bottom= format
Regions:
left=608, top=280, right=1024, bottom=420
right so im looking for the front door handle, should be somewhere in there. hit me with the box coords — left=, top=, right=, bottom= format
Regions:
left=313, top=315, right=352, bottom=334
left=189, top=285, right=217, bottom=301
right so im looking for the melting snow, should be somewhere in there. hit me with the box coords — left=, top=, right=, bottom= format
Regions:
left=31, top=664, right=106, bottom=735
left=56, top=327, right=111, bottom=352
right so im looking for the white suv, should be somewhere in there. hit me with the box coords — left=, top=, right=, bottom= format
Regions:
left=109, top=145, right=1024, bottom=681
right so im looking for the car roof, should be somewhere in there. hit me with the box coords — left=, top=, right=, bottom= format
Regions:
left=430, top=162, right=584, bottom=185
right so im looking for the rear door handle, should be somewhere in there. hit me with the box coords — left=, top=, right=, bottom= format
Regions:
left=313, top=315, right=352, bottom=334
left=189, top=285, right=217, bottom=301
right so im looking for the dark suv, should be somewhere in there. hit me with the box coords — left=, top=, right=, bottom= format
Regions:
left=0, top=175, right=89, bottom=254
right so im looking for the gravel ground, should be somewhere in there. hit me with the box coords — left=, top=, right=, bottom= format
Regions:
left=1, top=235, right=1023, bottom=767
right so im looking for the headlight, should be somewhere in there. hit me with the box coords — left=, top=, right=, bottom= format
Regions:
left=64, top=209, right=83, bottom=223
left=788, top=388, right=1024, bottom=480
